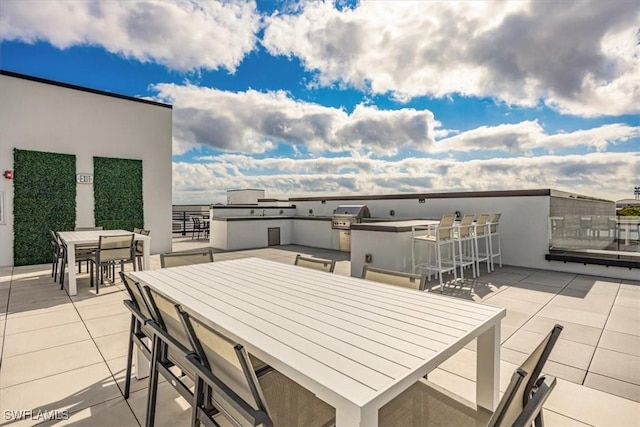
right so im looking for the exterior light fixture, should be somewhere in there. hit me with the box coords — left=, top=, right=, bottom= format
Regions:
left=3, top=170, right=13, bottom=180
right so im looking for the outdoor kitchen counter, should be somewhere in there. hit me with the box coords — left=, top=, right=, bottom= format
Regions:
left=352, top=219, right=438, bottom=231
left=350, top=219, right=439, bottom=277
left=209, top=215, right=340, bottom=251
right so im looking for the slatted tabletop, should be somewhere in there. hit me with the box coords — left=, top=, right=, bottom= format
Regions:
left=130, top=257, right=505, bottom=426
left=58, top=229, right=142, bottom=244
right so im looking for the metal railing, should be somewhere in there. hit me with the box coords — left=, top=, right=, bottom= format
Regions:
left=172, top=210, right=209, bottom=236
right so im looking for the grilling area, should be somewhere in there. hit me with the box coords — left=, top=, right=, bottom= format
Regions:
left=331, top=204, right=371, bottom=252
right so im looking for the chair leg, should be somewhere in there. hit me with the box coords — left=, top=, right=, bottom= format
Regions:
left=124, top=317, right=136, bottom=399
left=90, top=262, right=94, bottom=287
left=59, top=253, right=66, bottom=290
left=146, top=335, right=161, bottom=427
left=53, top=255, right=58, bottom=282
left=192, top=377, right=204, bottom=427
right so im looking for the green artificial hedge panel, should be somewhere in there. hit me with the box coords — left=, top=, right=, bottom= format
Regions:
left=13, top=149, right=76, bottom=266
left=93, top=157, right=143, bottom=231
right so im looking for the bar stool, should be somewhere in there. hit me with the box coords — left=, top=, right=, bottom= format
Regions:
left=412, top=214, right=458, bottom=289
left=473, top=214, right=491, bottom=275
left=454, top=214, right=477, bottom=280
left=489, top=213, right=502, bottom=270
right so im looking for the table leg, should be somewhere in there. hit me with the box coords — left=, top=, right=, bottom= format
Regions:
left=142, top=239, right=150, bottom=270
left=67, top=242, right=77, bottom=296
left=476, top=323, right=500, bottom=410
left=335, top=402, right=377, bottom=427
left=134, top=337, right=150, bottom=379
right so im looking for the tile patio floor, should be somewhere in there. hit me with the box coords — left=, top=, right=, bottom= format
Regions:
left=0, top=237, right=639, bottom=426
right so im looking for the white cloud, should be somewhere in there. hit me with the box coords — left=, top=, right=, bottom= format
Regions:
left=172, top=152, right=640, bottom=204
left=263, top=0, right=640, bottom=116
left=0, top=0, right=260, bottom=71
left=151, top=83, right=437, bottom=155
left=434, top=121, right=640, bottom=153
left=153, top=83, right=639, bottom=157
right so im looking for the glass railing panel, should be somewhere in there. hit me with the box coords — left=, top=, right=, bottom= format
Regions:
left=549, top=215, right=639, bottom=253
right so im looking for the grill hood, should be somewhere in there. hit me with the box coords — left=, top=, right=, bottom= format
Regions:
left=333, top=205, right=371, bottom=218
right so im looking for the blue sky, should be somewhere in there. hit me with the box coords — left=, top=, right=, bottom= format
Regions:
left=1, top=0, right=639, bottom=203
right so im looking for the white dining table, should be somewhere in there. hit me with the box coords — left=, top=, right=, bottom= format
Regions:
left=57, top=229, right=151, bottom=296
left=130, top=257, right=505, bottom=427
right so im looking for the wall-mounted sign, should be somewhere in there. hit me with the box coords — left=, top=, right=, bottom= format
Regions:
left=76, top=173, right=93, bottom=184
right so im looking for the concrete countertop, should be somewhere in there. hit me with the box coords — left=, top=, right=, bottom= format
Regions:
left=351, top=219, right=439, bottom=232
left=211, top=216, right=332, bottom=221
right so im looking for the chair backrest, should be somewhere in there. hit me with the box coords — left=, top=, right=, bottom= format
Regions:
left=489, top=324, right=563, bottom=426
left=294, top=254, right=336, bottom=273
left=181, top=311, right=270, bottom=425
left=486, top=368, right=528, bottom=427
left=135, top=229, right=150, bottom=252
left=512, top=376, right=557, bottom=427
left=362, top=265, right=426, bottom=290
left=120, top=272, right=154, bottom=321
left=97, top=234, right=135, bottom=263
left=490, top=213, right=502, bottom=233
left=160, top=248, right=215, bottom=268
left=457, top=214, right=475, bottom=238
left=145, top=287, right=193, bottom=351
left=49, top=229, right=60, bottom=245
left=75, top=226, right=104, bottom=231
left=435, top=214, right=456, bottom=240
left=475, top=214, right=491, bottom=236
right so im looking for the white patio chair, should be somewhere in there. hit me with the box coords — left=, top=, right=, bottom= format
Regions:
left=179, top=310, right=335, bottom=427
left=489, top=213, right=502, bottom=270
left=133, top=228, right=150, bottom=270
left=143, top=287, right=198, bottom=427
left=89, top=234, right=135, bottom=293
left=380, top=324, right=563, bottom=427
left=454, top=214, right=477, bottom=280
left=119, top=272, right=155, bottom=399
left=473, top=214, right=492, bottom=275
left=294, top=254, right=336, bottom=273
left=412, top=214, right=458, bottom=289
left=362, top=265, right=426, bottom=290
left=160, top=248, right=214, bottom=268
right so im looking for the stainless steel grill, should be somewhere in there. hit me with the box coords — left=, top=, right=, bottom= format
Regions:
left=331, top=205, right=371, bottom=229
left=331, top=205, right=371, bottom=252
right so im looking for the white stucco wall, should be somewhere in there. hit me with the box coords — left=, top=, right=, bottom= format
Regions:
left=292, top=219, right=339, bottom=250
left=0, top=73, right=173, bottom=266
left=226, top=189, right=265, bottom=205
left=210, top=218, right=292, bottom=250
